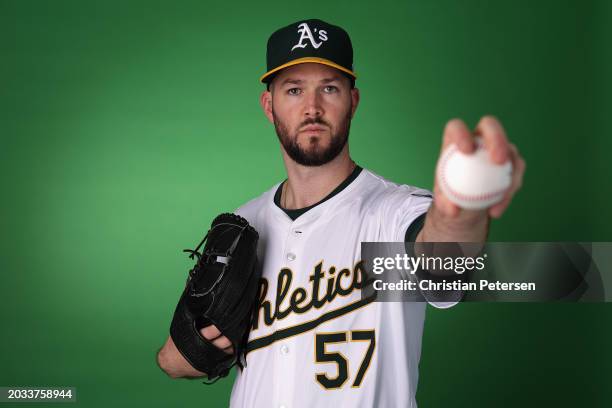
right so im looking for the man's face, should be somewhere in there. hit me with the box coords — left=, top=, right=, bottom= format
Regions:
left=262, top=63, right=359, bottom=166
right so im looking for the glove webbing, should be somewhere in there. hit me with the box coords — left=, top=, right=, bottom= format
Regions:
left=183, top=222, right=248, bottom=299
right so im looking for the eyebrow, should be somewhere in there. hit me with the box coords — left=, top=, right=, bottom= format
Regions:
left=320, top=76, right=343, bottom=84
left=280, top=79, right=303, bottom=86
left=279, top=76, right=343, bottom=87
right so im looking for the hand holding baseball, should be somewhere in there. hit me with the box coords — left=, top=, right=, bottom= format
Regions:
left=433, top=116, right=526, bottom=219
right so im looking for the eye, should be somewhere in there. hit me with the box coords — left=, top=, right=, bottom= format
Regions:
left=287, top=88, right=302, bottom=96
left=323, top=85, right=339, bottom=93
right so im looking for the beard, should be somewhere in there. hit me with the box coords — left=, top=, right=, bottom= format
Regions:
left=272, top=104, right=352, bottom=167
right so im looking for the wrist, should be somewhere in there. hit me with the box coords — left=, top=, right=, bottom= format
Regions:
left=424, top=202, right=490, bottom=242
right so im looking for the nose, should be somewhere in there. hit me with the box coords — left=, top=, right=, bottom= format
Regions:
left=303, top=90, right=324, bottom=118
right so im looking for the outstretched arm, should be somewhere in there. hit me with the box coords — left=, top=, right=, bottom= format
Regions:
left=417, top=116, right=525, bottom=243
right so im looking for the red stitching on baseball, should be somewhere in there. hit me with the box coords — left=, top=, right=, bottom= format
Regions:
left=438, top=146, right=509, bottom=202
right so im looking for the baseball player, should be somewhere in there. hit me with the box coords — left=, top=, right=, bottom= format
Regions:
left=157, top=18, right=525, bottom=407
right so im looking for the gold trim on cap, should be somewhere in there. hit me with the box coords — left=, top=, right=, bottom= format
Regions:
left=259, top=57, right=357, bottom=83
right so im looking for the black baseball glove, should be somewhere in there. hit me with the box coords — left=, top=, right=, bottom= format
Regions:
left=170, top=213, right=260, bottom=382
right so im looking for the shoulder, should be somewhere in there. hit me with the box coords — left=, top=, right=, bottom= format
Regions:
left=358, top=168, right=433, bottom=208
left=233, top=182, right=280, bottom=229
left=356, top=169, right=432, bottom=241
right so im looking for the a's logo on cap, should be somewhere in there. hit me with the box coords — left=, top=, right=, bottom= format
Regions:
left=291, top=22, right=328, bottom=51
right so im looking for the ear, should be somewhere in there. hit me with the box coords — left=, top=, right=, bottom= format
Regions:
left=349, top=87, right=360, bottom=118
left=260, top=89, right=274, bottom=124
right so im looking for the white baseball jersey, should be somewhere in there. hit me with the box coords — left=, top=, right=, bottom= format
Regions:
left=230, top=167, right=453, bottom=408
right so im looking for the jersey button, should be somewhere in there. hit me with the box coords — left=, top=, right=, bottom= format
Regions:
left=292, top=229, right=302, bottom=236
left=286, top=252, right=296, bottom=261
left=280, top=344, right=289, bottom=355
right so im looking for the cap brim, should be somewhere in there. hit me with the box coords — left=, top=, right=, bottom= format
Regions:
left=260, top=57, right=357, bottom=83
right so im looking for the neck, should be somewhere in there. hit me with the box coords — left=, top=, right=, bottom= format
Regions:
left=281, top=145, right=355, bottom=209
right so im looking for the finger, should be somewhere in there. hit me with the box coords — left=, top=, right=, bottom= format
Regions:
left=200, top=325, right=221, bottom=340
left=488, top=162, right=524, bottom=218
left=509, top=144, right=526, bottom=189
left=474, top=115, right=509, bottom=164
left=506, top=144, right=526, bottom=195
left=211, top=335, right=232, bottom=350
left=199, top=326, right=234, bottom=352
left=488, top=194, right=511, bottom=218
left=222, top=345, right=235, bottom=355
left=442, top=118, right=475, bottom=154
left=488, top=146, right=526, bottom=218
left=433, top=183, right=460, bottom=218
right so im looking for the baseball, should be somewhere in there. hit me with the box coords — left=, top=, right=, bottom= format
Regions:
left=437, top=139, right=513, bottom=210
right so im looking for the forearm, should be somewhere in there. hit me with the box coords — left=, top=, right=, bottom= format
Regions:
left=156, top=336, right=207, bottom=379
left=414, top=204, right=488, bottom=280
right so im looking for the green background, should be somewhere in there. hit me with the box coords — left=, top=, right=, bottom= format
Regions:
left=1, top=0, right=610, bottom=407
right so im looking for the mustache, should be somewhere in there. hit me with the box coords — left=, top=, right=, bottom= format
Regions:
left=299, top=117, right=331, bottom=129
